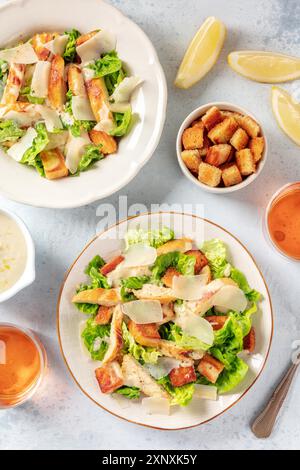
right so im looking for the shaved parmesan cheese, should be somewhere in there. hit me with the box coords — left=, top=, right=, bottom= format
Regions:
left=65, top=131, right=90, bottom=174
left=7, top=127, right=37, bottom=162
left=1, top=108, right=38, bottom=127
left=0, top=42, right=38, bottom=64
left=145, top=357, right=181, bottom=380
left=31, top=61, right=51, bottom=98
left=37, top=105, right=63, bottom=132
left=122, top=244, right=157, bottom=268
left=172, top=274, right=210, bottom=301
left=111, top=77, right=141, bottom=103
left=82, top=67, right=95, bottom=82
left=142, top=397, right=170, bottom=415
left=94, top=119, right=114, bottom=133
left=76, top=30, right=116, bottom=65
left=45, top=131, right=69, bottom=150
left=122, top=300, right=163, bottom=324
left=109, top=102, right=131, bottom=113
left=212, top=285, right=247, bottom=313
left=107, top=265, right=151, bottom=288
left=194, top=384, right=218, bottom=401
left=44, top=35, right=69, bottom=56
left=71, top=95, right=95, bottom=121
left=182, top=315, right=214, bottom=346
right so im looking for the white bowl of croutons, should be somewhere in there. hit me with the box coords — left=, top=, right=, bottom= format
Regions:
left=177, top=102, right=267, bottom=193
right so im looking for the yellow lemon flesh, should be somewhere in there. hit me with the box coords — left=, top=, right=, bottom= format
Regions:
left=228, top=51, right=300, bottom=83
left=175, top=17, right=226, bottom=89
left=271, top=86, right=300, bottom=146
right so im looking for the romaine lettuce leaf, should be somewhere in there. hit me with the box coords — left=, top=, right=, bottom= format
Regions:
left=215, top=356, right=248, bottom=393
left=201, top=239, right=230, bottom=278
left=63, top=29, right=81, bottom=62
left=110, top=110, right=132, bottom=137
left=151, top=251, right=195, bottom=282
left=159, top=322, right=210, bottom=352
left=78, top=144, right=104, bottom=173
left=20, top=86, right=45, bottom=104
left=122, top=323, right=161, bottom=364
left=230, top=267, right=261, bottom=302
left=89, top=51, right=122, bottom=78
left=0, top=120, right=24, bottom=143
left=157, top=376, right=195, bottom=406
left=114, top=386, right=140, bottom=399
left=81, top=317, right=110, bottom=361
left=21, top=123, right=49, bottom=176
left=120, top=275, right=150, bottom=302
left=105, top=68, right=126, bottom=96
left=125, top=227, right=174, bottom=249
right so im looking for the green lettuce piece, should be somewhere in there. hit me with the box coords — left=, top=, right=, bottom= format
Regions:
left=85, top=255, right=106, bottom=275
left=230, top=267, right=261, bottom=302
left=21, top=123, right=49, bottom=176
left=78, top=144, right=104, bottom=173
left=122, top=323, right=161, bottom=364
left=89, top=51, right=122, bottom=77
left=20, top=86, right=45, bottom=104
left=159, top=322, right=210, bottom=352
left=120, top=276, right=150, bottom=302
left=105, top=68, right=126, bottom=96
left=81, top=317, right=110, bottom=361
left=110, top=110, right=132, bottom=137
left=231, top=302, right=258, bottom=337
left=201, top=239, right=230, bottom=278
left=216, top=357, right=249, bottom=393
left=125, top=227, right=174, bottom=249
left=151, top=252, right=195, bottom=282
left=63, top=29, right=81, bottom=62
left=0, top=59, right=8, bottom=82
left=0, top=120, right=25, bottom=143
left=157, top=376, right=195, bottom=406
left=115, top=386, right=140, bottom=399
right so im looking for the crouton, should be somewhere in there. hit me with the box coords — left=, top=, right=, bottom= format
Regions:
left=157, top=238, right=193, bottom=255
left=181, top=149, right=201, bottom=174
left=205, top=144, right=232, bottom=167
left=102, top=305, right=123, bottom=364
left=198, top=354, right=225, bottom=384
left=198, top=162, right=222, bottom=187
left=238, top=115, right=260, bottom=138
left=205, top=315, right=228, bottom=331
left=236, top=148, right=256, bottom=176
left=222, top=111, right=243, bottom=126
left=128, top=321, right=161, bottom=348
left=100, top=255, right=124, bottom=276
left=95, top=361, right=124, bottom=394
left=191, top=119, right=205, bottom=129
left=243, top=327, right=256, bottom=353
left=169, top=366, right=196, bottom=387
left=198, top=134, right=211, bottom=157
left=182, top=126, right=204, bottom=150
left=202, top=106, right=223, bottom=131
left=222, top=164, right=242, bottom=187
left=89, top=130, right=117, bottom=155
left=95, top=306, right=113, bottom=325
left=185, top=249, right=208, bottom=274
left=72, top=287, right=120, bottom=306
left=40, top=149, right=69, bottom=180
left=162, top=267, right=181, bottom=288
left=159, top=303, right=175, bottom=325
left=208, top=117, right=239, bottom=144
left=230, top=128, right=249, bottom=150
left=249, top=136, right=265, bottom=163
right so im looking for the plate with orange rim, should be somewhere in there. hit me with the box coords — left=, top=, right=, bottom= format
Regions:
left=57, top=212, right=273, bottom=430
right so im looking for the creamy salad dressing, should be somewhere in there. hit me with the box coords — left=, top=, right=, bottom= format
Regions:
left=0, top=212, right=27, bottom=293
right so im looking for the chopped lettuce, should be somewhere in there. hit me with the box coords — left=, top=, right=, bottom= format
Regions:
left=159, top=322, right=210, bottom=352
left=216, top=357, right=248, bottom=394
left=85, top=255, right=106, bottom=275
left=125, top=227, right=174, bottom=249
left=151, top=252, right=195, bottom=282
left=75, top=255, right=109, bottom=314
left=63, top=29, right=81, bottom=62
left=201, top=239, right=230, bottom=278
left=81, top=317, right=110, bottom=361
left=157, top=376, right=195, bottom=406
left=78, top=144, right=104, bottom=173
left=0, top=120, right=25, bottom=143
left=230, top=267, right=261, bottom=302
left=115, top=386, right=140, bottom=399
left=105, top=67, right=126, bottom=96
left=89, top=51, right=122, bottom=78
left=110, top=110, right=132, bottom=137
left=20, top=86, right=45, bottom=104
left=21, top=123, right=49, bottom=176
left=122, top=323, right=161, bottom=364
left=120, top=276, right=150, bottom=302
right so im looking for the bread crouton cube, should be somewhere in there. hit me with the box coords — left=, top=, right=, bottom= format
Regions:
left=191, top=119, right=205, bottom=130
left=222, top=164, right=242, bottom=187
left=40, top=149, right=69, bottom=180
left=222, top=111, right=243, bottom=125
left=243, top=327, right=256, bottom=353
left=184, top=249, right=208, bottom=274
left=236, top=148, right=256, bottom=176
left=205, top=144, right=232, bottom=167
left=169, top=366, right=196, bottom=387
left=162, top=267, right=181, bottom=288
left=249, top=136, right=265, bottom=163
left=198, top=162, right=222, bottom=187
left=205, top=315, right=228, bottom=331
left=182, top=126, right=204, bottom=150
left=198, top=354, right=225, bottom=384
left=230, top=128, right=249, bottom=150
left=198, top=134, right=210, bottom=157
left=208, top=117, right=239, bottom=144
left=238, top=115, right=260, bottom=138
left=202, top=106, right=223, bottom=131
left=128, top=320, right=161, bottom=348
left=95, top=362, right=124, bottom=394
left=181, top=149, right=201, bottom=173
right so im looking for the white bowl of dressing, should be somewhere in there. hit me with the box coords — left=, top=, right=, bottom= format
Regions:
left=0, top=208, right=35, bottom=302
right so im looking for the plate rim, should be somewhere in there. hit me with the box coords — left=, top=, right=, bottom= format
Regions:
left=57, top=211, right=274, bottom=430
left=0, top=0, right=168, bottom=208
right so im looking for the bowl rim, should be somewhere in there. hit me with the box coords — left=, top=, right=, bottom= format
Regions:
left=176, top=101, right=268, bottom=194
left=0, top=0, right=168, bottom=209
left=56, top=210, right=274, bottom=431
left=0, top=208, right=35, bottom=302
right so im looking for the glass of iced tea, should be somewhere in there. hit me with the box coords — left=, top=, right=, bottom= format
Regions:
left=0, top=323, right=46, bottom=409
left=265, top=182, right=300, bottom=261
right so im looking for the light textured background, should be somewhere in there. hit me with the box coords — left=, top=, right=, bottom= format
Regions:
left=0, top=0, right=300, bottom=450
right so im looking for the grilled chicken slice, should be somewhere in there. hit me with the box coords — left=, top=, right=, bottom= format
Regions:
left=68, top=64, right=88, bottom=97
left=31, top=32, right=57, bottom=61
left=157, top=340, right=195, bottom=362
left=133, top=284, right=177, bottom=303
left=158, top=303, right=175, bottom=325
left=121, top=355, right=169, bottom=399
left=102, top=305, right=123, bottom=365
left=1, top=63, right=25, bottom=104
left=72, top=287, right=120, bottom=306
left=48, top=54, right=66, bottom=110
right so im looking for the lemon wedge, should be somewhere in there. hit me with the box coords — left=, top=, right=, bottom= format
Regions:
left=175, top=17, right=226, bottom=89
left=271, top=86, right=300, bottom=146
left=228, top=51, right=300, bottom=83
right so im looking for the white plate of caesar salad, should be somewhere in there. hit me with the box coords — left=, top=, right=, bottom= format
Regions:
left=57, top=212, right=273, bottom=430
left=0, top=0, right=167, bottom=208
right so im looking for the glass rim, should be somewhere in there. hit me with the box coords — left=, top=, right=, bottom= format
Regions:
left=0, top=322, right=46, bottom=404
